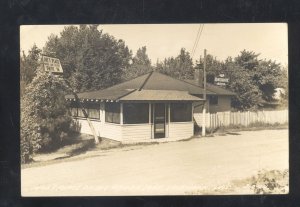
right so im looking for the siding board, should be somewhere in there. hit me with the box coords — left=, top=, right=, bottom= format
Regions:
left=169, top=122, right=194, bottom=138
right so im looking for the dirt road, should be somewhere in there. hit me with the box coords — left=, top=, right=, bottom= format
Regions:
left=21, top=129, right=288, bottom=196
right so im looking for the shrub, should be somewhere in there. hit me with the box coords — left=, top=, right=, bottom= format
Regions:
left=250, top=169, right=289, bottom=194
left=21, top=71, right=77, bottom=163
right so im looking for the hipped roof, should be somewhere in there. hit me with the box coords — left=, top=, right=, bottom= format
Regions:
left=120, top=90, right=202, bottom=101
left=184, top=79, right=236, bottom=96
left=66, top=71, right=233, bottom=102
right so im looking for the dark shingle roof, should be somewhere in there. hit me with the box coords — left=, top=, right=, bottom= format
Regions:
left=66, top=71, right=236, bottom=101
left=65, top=89, right=135, bottom=100
left=106, top=71, right=215, bottom=95
left=184, top=79, right=236, bottom=96
left=120, top=90, right=203, bottom=101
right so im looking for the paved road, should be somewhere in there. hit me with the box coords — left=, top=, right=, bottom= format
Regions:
left=21, top=129, right=288, bottom=196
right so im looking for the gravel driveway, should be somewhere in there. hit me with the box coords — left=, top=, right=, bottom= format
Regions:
left=21, top=129, right=288, bottom=196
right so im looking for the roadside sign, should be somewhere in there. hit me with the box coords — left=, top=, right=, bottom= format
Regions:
left=39, top=55, right=63, bottom=74
left=214, top=73, right=229, bottom=86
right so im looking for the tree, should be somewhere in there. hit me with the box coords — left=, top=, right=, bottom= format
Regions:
left=123, top=46, right=153, bottom=80
left=20, top=44, right=42, bottom=97
left=234, top=50, right=286, bottom=102
left=235, top=49, right=260, bottom=71
left=156, top=48, right=194, bottom=80
left=21, top=71, right=75, bottom=163
left=224, top=59, right=262, bottom=110
left=43, top=25, right=132, bottom=92
left=197, top=54, right=224, bottom=84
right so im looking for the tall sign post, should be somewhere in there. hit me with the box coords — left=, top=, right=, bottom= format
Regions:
left=202, top=49, right=207, bottom=137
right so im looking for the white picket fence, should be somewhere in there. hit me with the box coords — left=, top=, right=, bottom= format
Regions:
left=194, top=109, right=288, bottom=129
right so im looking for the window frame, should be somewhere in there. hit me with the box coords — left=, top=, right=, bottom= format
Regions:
left=123, top=103, right=149, bottom=124
left=170, top=102, right=192, bottom=122
left=86, top=104, right=100, bottom=120
left=105, top=102, right=121, bottom=124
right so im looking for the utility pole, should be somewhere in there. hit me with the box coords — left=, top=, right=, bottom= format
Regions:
left=202, top=49, right=207, bottom=137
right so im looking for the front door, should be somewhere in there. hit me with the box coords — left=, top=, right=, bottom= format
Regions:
left=154, top=103, right=166, bottom=138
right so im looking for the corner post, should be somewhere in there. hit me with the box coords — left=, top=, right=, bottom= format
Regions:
left=202, top=49, right=207, bottom=137
left=120, top=102, right=123, bottom=125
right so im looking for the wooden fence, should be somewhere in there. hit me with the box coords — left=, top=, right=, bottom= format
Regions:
left=194, top=109, right=288, bottom=129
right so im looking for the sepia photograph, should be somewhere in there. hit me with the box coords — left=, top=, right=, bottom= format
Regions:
left=20, top=23, right=288, bottom=196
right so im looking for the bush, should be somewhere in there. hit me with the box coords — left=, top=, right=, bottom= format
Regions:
left=21, top=71, right=77, bottom=163
left=250, top=169, right=289, bottom=194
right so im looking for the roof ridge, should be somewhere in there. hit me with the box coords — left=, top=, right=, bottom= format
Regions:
left=153, top=71, right=216, bottom=94
left=116, top=89, right=137, bottom=100
left=138, top=71, right=153, bottom=91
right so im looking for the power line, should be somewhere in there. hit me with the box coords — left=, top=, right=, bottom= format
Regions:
left=192, top=24, right=204, bottom=59
left=191, top=24, right=204, bottom=59
left=191, top=24, right=202, bottom=57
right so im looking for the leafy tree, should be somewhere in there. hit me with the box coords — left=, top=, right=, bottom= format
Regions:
left=224, top=59, right=262, bottom=110
left=235, top=49, right=260, bottom=71
left=197, top=54, right=224, bottom=84
left=43, top=25, right=132, bottom=92
left=234, top=50, right=287, bottom=102
left=156, top=48, right=194, bottom=80
left=21, top=71, right=76, bottom=163
left=20, top=44, right=42, bottom=97
left=123, top=46, right=153, bottom=80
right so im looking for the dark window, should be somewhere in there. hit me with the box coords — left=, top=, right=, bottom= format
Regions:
left=71, top=102, right=100, bottom=119
left=105, top=103, right=120, bottom=124
left=69, top=102, right=79, bottom=117
left=69, top=102, right=78, bottom=117
left=70, top=107, right=78, bottom=117
left=170, top=103, right=192, bottom=122
left=209, top=96, right=218, bottom=105
left=123, top=103, right=149, bottom=124
left=86, top=103, right=100, bottom=119
left=77, top=107, right=86, bottom=117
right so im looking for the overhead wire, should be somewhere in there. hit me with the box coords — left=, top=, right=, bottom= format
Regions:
left=191, top=24, right=204, bottom=59
left=191, top=24, right=202, bottom=57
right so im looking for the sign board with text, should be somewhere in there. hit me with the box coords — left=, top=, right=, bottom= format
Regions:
left=39, top=56, right=63, bottom=74
left=214, top=74, right=229, bottom=86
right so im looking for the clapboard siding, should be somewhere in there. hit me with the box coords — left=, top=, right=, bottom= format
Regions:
left=74, top=118, right=102, bottom=136
left=122, top=124, right=152, bottom=141
left=101, top=123, right=122, bottom=141
left=73, top=118, right=122, bottom=142
left=168, top=122, right=194, bottom=138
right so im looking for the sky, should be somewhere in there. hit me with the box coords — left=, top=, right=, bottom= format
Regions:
left=20, top=23, right=288, bottom=66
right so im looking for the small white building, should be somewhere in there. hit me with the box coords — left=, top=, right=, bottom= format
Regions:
left=66, top=71, right=206, bottom=142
